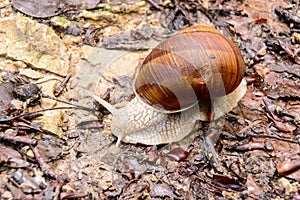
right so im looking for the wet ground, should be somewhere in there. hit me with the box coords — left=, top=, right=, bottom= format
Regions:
left=0, top=0, right=300, bottom=199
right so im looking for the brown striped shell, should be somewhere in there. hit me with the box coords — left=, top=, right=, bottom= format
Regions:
left=134, top=25, right=245, bottom=113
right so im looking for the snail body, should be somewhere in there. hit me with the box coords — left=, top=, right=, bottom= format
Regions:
left=91, top=25, right=246, bottom=145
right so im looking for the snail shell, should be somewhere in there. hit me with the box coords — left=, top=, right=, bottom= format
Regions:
left=134, top=25, right=244, bottom=113
left=90, top=24, right=246, bottom=145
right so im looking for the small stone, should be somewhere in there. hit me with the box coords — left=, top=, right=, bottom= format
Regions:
left=19, top=68, right=44, bottom=80
left=278, top=177, right=298, bottom=195
left=4, top=63, right=18, bottom=74
left=50, top=16, right=71, bottom=29
left=78, top=172, right=83, bottom=180
left=26, top=149, right=35, bottom=158
left=1, top=191, right=13, bottom=199
left=38, top=110, right=64, bottom=138
left=62, top=184, right=74, bottom=192
left=4, top=129, right=14, bottom=135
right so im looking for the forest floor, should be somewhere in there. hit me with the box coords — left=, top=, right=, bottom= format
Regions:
left=0, top=0, right=299, bottom=199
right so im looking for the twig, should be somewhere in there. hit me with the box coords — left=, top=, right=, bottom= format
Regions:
left=111, top=151, right=122, bottom=185
left=52, top=182, right=61, bottom=200
left=42, top=94, right=94, bottom=111
left=204, top=135, right=223, bottom=173
left=35, top=78, right=62, bottom=85
left=12, top=121, right=44, bottom=133
left=238, top=120, right=261, bottom=135
left=146, top=0, right=162, bottom=10
left=0, top=4, right=10, bottom=9
left=54, top=74, right=72, bottom=97
left=0, top=133, right=37, bottom=145
left=248, top=131, right=298, bottom=144
left=0, top=106, right=94, bottom=123
left=294, top=0, right=299, bottom=15
left=30, top=145, right=57, bottom=179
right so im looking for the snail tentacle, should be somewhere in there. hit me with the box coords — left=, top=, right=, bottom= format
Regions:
left=87, top=91, right=118, bottom=115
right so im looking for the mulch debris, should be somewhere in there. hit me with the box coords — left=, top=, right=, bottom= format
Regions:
left=0, top=0, right=300, bottom=199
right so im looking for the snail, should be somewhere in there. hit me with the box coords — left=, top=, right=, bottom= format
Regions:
left=90, top=25, right=247, bottom=145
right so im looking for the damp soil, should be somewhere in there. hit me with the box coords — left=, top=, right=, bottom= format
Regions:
left=0, top=0, right=300, bottom=199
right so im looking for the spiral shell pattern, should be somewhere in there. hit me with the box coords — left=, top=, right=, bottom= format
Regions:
left=134, top=25, right=244, bottom=113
